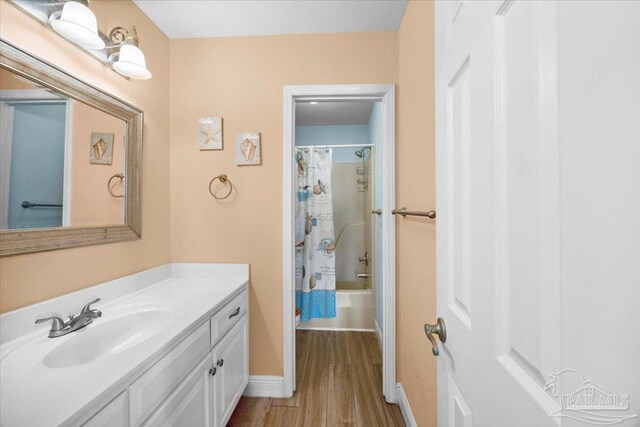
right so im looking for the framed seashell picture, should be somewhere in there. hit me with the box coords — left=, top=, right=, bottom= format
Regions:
left=89, top=132, right=114, bottom=165
left=198, top=117, right=222, bottom=150
left=235, top=132, right=261, bottom=166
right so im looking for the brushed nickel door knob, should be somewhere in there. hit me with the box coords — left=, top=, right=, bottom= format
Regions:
left=424, top=317, right=447, bottom=356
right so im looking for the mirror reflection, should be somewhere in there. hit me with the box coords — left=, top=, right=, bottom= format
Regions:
left=0, top=66, right=126, bottom=230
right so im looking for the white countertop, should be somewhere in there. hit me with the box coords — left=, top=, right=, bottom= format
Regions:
left=0, top=264, right=248, bottom=427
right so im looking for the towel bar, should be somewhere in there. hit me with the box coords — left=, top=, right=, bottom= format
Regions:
left=392, top=207, right=436, bottom=219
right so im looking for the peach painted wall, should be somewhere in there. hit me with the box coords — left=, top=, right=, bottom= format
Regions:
left=169, top=33, right=398, bottom=376
left=397, top=2, right=437, bottom=426
left=1, top=5, right=437, bottom=422
left=0, top=67, right=33, bottom=89
left=70, top=103, right=126, bottom=226
left=0, top=1, right=170, bottom=313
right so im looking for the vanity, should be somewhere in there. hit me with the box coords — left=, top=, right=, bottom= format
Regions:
left=0, top=11, right=248, bottom=427
left=0, top=264, right=249, bottom=427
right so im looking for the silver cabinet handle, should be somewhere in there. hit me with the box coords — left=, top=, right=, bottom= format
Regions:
left=209, top=367, right=217, bottom=376
left=229, top=307, right=241, bottom=319
left=371, top=209, right=382, bottom=215
left=424, top=318, right=447, bottom=356
left=217, top=359, right=224, bottom=367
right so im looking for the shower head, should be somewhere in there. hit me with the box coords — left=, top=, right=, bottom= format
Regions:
left=355, top=147, right=370, bottom=159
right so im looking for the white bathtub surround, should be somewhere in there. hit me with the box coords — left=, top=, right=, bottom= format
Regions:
left=297, top=288, right=374, bottom=331
left=334, top=221, right=366, bottom=281
left=0, top=263, right=248, bottom=427
left=332, top=160, right=373, bottom=291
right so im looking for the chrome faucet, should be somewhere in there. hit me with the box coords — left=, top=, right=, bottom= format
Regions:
left=35, top=298, right=102, bottom=338
left=355, top=273, right=371, bottom=290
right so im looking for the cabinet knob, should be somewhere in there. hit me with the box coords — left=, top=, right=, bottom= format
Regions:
left=209, top=367, right=217, bottom=376
left=217, top=359, right=224, bottom=367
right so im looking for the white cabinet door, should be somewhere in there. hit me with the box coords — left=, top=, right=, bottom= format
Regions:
left=143, top=354, right=214, bottom=427
left=435, top=1, right=640, bottom=426
left=213, top=315, right=249, bottom=427
left=129, top=322, right=210, bottom=426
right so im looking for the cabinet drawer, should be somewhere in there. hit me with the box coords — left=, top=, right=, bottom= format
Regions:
left=210, top=290, right=247, bottom=346
left=82, top=391, right=127, bottom=427
left=129, top=322, right=210, bottom=426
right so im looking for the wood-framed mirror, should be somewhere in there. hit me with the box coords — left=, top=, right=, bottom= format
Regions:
left=0, top=38, right=143, bottom=256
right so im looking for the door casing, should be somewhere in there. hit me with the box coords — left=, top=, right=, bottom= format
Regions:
left=282, top=84, right=397, bottom=401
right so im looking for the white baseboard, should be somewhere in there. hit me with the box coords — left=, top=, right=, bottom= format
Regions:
left=243, top=375, right=285, bottom=398
left=396, top=383, right=418, bottom=427
left=374, top=319, right=383, bottom=350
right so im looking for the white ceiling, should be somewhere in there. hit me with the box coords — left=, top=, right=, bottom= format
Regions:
left=133, top=0, right=408, bottom=39
left=296, top=101, right=376, bottom=126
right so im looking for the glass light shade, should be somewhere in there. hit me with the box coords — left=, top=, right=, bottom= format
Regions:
left=50, top=2, right=105, bottom=50
left=113, top=44, right=152, bottom=80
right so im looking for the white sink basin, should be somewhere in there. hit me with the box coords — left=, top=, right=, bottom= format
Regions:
left=43, top=308, right=173, bottom=369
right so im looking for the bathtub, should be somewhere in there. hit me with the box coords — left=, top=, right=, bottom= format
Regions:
left=297, top=288, right=375, bottom=331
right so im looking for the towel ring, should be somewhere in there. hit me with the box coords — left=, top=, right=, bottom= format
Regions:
left=107, top=173, right=125, bottom=198
left=209, top=174, right=233, bottom=200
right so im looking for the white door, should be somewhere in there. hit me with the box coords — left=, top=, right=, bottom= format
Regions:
left=435, top=1, right=640, bottom=426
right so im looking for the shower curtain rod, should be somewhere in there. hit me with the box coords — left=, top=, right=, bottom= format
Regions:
left=297, top=143, right=374, bottom=149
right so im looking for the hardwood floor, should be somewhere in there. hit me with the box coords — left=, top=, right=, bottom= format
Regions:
left=228, top=330, right=405, bottom=427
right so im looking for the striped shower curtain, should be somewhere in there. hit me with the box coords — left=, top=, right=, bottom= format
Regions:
left=295, top=147, right=336, bottom=321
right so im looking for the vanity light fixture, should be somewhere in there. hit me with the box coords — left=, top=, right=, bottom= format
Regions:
left=47, top=1, right=152, bottom=80
left=107, top=27, right=152, bottom=80
left=48, top=1, right=105, bottom=50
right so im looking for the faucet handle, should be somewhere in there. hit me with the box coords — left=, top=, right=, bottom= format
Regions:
left=35, top=316, right=67, bottom=331
left=81, top=298, right=101, bottom=315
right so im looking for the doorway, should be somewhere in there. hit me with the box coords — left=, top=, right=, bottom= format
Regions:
left=0, top=86, right=73, bottom=229
left=282, top=84, right=397, bottom=401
